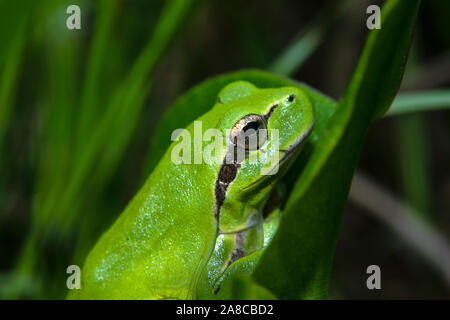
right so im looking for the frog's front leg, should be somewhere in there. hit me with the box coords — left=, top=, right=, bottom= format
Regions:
left=196, top=207, right=281, bottom=299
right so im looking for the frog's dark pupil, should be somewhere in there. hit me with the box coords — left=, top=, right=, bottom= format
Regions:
left=288, top=94, right=295, bottom=102
left=243, top=121, right=259, bottom=132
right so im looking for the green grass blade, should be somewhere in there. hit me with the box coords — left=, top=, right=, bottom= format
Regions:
left=268, top=0, right=352, bottom=76
left=75, top=0, right=119, bottom=153
left=268, top=22, right=325, bottom=76
left=0, top=0, right=31, bottom=155
left=0, top=32, right=26, bottom=156
left=32, top=0, right=197, bottom=237
left=397, top=114, right=432, bottom=220
left=8, top=1, right=84, bottom=299
left=64, top=0, right=198, bottom=228
left=10, top=0, right=197, bottom=299
left=387, top=90, right=450, bottom=116
left=392, top=45, right=433, bottom=222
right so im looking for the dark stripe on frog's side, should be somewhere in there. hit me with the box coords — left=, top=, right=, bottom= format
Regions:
left=214, top=161, right=239, bottom=221
left=213, top=103, right=280, bottom=222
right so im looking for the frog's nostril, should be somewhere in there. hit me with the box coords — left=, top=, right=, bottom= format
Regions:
left=288, top=94, right=295, bottom=102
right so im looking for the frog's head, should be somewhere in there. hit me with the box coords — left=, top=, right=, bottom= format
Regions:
left=213, top=81, right=314, bottom=233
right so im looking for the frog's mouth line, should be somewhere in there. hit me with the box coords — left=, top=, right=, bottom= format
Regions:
left=240, top=120, right=314, bottom=190
left=279, top=120, right=314, bottom=161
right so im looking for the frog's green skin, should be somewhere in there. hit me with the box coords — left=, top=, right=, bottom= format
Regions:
left=68, top=81, right=314, bottom=300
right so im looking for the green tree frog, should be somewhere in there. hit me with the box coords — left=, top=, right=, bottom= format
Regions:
left=68, top=81, right=314, bottom=299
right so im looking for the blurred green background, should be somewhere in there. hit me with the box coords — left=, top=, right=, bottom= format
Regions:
left=0, top=0, right=449, bottom=299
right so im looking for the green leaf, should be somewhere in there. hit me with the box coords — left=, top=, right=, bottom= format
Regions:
left=253, top=0, right=421, bottom=299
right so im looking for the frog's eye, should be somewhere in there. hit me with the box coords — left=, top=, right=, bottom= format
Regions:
left=230, top=114, right=267, bottom=150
